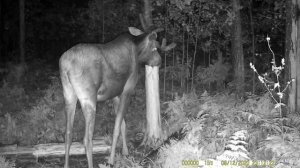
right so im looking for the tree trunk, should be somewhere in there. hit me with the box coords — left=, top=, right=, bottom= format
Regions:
left=141, top=0, right=162, bottom=144
left=143, top=66, right=162, bottom=145
left=286, top=0, right=300, bottom=113
left=191, top=21, right=199, bottom=90
left=186, top=17, right=190, bottom=92
left=19, top=0, right=25, bottom=63
left=181, top=29, right=185, bottom=90
left=172, top=25, right=175, bottom=98
left=231, top=0, right=245, bottom=96
left=217, top=47, right=224, bottom=89
left=163, top=1, right=167, bottom=100
left=297, top=1, right=300, bottom=113
left=102, top=0, right=105, bottom=43
left=248, top=0, right=256, bottom=93
left=0, top=0, right=2, bottom=63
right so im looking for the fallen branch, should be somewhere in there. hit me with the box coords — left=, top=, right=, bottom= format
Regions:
left=0, top=138, right=110, bottom=157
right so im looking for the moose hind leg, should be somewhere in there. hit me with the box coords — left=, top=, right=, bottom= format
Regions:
left=64, top=98, right=77, bottom=168
left=64, top=101, right=77, bottom=168
left=80, top=100, right=96, bottom=168
left=67, top=71, right=98, bottom=168
left=61, top=73, right=78, bottom=168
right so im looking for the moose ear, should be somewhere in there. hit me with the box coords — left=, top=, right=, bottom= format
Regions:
left=128, top=27, right=144, bottom=36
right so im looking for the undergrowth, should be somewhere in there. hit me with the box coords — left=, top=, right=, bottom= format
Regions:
left=1, top=57, right=299, bottom=168
left=151, top=37, right=300, bottom=168
left=153, top=91, right=300, bottom=168
left=0, top=156, right=15, bottom=168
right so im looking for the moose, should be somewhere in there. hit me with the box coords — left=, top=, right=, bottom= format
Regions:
left=59, top=26, right=175, bottom=168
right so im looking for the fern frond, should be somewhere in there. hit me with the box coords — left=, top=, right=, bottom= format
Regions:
left=0, top=156, right=15, bottom=168
left=239, top=110, right=263, bottom=124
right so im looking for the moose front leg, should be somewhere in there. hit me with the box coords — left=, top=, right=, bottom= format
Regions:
left=112, top=97, right=129, bottom=156
left=108, top=93, right=130, bottom=166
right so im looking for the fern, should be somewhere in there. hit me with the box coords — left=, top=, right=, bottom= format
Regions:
left=195, top=59, right=230, bottom=86
left=157, top=139, right=202, bottom=168
left=216, top=130, right=250, bottom=161
left=287, top=114, right=300, bottom=127
left=239, top=110, right=264, bottom=124
left=98, top=154, right=144, bottom=168
left=0, top=156, right=15, bottom=168
left=163, top=92, right=199, bottom=139
left=257, top=133, right=300, bottom=168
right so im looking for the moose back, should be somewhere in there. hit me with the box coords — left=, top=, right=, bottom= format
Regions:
left=59, top=27, right=162, bottom=168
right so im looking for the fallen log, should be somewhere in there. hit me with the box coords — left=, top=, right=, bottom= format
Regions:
left=0, top=138, right=110, bottom=157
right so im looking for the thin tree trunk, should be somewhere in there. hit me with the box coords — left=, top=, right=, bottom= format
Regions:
left=144, top=66, right=161, bottom=145
left=102, top=0, right=104, bottom=43
left=186, top=17, right=190, bottom=92
left=191, top=17, right=199, bottom=89
left=248, top=0, right=256, bottom=93
left=204, top=51, right=206, bottom=67
left=296, top=1, right=300, bottom=113
left=0, top=0, right=2, bottom=63
left=208, top=37, right=211, bottom=91
left=217, top=47, right=224, bottom=88
left=19, top=0, right=25, bottom=63
left=285, top=0, right=298, bottom=113
left=172, top=23, right=175, bottom=98
left=231, top=0, right=245, bottom=96
left=292, top=0, right=300, bottom=113
left=181, top=29, right=185, bottom=90
left=163, top=0, right=167, bottom=100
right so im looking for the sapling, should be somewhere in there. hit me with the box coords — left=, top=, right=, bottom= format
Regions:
left=250, top=36, right=294, bottom=118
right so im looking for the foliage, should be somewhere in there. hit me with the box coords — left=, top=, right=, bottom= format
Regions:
left=8, top=76, right=65, bottom=145
left=0, top=156, right=15, bottom=168
left=155, top=0, right=232, bottom=41
left=2, top=0, right=290, bottom=96
left=99, top=154, right=144, bottom=168
left=82, top=0, right=141, bottom=42
left=157, top=93, right=251, bottom=168
left=163, top=62, right=190, bottom=83
left=0, top=60, right=57, bottom=145
left=0, top=1, right=296, bottom=167
left=155, top=87, right=300, bottom=167
left=0, top=81, right=27, bottom=116
left=256, top=133, right=300, bottom=168
left=216, top=130, right=250, bottom=161
left=195, top=58, right=231, bottom=88
left=158, top=139, right=202, bottom=168
left=250, top=37, right=294, bottom=117
left=162, top=91, right=199, bottom=139
left=25, top=0, right=86, bottom=60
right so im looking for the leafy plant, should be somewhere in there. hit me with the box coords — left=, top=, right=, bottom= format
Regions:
left=256, top=133, right=300, bottom=167
left=0, top=156, right=15, bottom=168
left=0, top=81, right=27, bottom=116
left=250, top=37, right=294, bottom=118
left=163, top=91, right=199, bottom=138
left=195, top=59, right=231, bottom=88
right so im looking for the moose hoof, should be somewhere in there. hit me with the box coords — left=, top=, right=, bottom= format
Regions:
left=122, top=149, right=129, bottom=156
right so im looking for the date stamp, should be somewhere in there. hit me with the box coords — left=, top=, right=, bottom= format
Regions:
left=181, top=159, right=275, bottom=167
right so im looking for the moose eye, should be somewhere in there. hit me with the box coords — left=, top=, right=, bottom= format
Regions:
left=152, top=47, right=157, bottom=51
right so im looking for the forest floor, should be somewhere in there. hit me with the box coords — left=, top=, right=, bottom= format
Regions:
left=1, top=60, right=300, bottom=168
